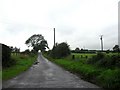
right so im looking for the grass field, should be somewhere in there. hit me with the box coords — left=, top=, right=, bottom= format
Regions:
left=72, top=52, right=118, bottom=57
left=72, top=53, right=96, bottom=57
left=71, top=53, right=119, bottom=61
left=71, top=53, right=96, bottom=61
left=2, top=54, right=37, bottom=80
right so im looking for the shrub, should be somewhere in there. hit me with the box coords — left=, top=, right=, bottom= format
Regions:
left=87, top=55, right=97, bottom=64
left=112, top=55, right=120, bottom=68
left=78, top=65, right=100, bottom=81
left=87, top=53, right=120, bottom=68
left=96, top=52, right=105, bottom=60
left=97, top=69, right=120, bottom=89
left=50, top=42, right=71, bottom=58
left=87, top=52, right=105, bottom=64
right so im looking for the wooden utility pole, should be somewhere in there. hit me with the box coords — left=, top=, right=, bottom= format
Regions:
left=118, top=2, right=120, bottom=55
left=54, top=28, right=55, bottom=47
left=100, top=35, right=103, bottom=51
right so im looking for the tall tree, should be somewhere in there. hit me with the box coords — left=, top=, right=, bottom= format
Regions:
left=50, top=42, right=71, bottom=58
left=75, top=47, right=80, bottom=53
left=25, top=34, right=49, bottom=52
left=113, top=45, right=119, bottom=52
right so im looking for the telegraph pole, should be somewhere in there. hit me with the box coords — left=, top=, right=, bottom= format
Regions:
left=54, top=28, right=55, bottom=47
left=100, top=35, right=103, bottom=51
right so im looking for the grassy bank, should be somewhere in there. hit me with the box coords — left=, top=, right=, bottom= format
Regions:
left=2, top=54, right=37, bottom=80
left=44, top=53, right=120, bottom=89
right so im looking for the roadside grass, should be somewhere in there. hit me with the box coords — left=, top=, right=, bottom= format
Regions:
left=2, top=54, right=37, bottom=80
left=52, top=58, right=104, bottom=83
left=97, top=68, right=120, bottom=89
left=44, top=53, right=120, bottom=89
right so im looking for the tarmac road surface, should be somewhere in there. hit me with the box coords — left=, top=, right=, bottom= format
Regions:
left=3, top=53, right=101, bottom=88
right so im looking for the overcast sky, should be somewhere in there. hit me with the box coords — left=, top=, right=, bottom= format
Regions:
left=0, top=0, right=119, bottom=51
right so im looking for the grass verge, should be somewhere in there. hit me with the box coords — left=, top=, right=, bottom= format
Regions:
left=44, top=54, right=120, bottom=89
left=2, top=54, right=37, bottom=80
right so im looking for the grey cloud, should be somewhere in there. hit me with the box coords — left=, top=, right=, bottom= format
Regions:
left=101, top=24, right=118, bottom=43
left=56, top=25, right=75, bottom=35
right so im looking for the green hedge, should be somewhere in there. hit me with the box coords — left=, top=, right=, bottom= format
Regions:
left=2, top=44, right=16, bottom=67
left=87, top=53, right=120, bottom=68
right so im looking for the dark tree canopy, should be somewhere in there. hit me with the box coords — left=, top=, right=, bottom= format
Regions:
left=113, top=45, right=119, bottom=52
left=75, top=47, right=80, bottom=53
left=25, top=34, right=49, bottom=52
left=9, top=46, right=20, bottom=55
left=50, top=42, right=71, bottom=58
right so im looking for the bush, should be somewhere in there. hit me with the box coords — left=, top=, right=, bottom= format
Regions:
left=112, top=55, right=120, bottom=68
left=2, top=44, right=16, bottom=67
left=50, top=42, right=71, bottom=58
left=97, top=69, right=120, bottom=89
left=87, top=52, right=120, bottom=68
left=96, top=52, right=105, bottom=60
left=87, top=53, right=104, bottom=64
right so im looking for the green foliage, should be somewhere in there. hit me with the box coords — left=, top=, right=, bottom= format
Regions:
left=10, top=46, right=20, bottom=54
left=87, top=53, right=105, bottom=65
left=112, top=55, right=120, bottom=68
left=22, top=49, right=30, bottom=54
left=72, top=53, right=96, bottom=58
left=44, top=53, right=120, bottom=89
left=2, top=44, right=16, bottom=68
left=25, top=34, right=49, bottom=52
left=2, top=54, right=37, bottom=80
left=106, top=50, right=110, bottom=54
left=97, top=69, right=120, bottom=89
left=51, top=58, right=101, bottom=81
left=50, top=42, right=71, bottom=58
left=87, top=53, right=120, bottom=68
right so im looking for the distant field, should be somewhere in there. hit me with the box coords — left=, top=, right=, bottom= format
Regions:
left=72, top=53, right=96, bottom=58
left=72, top=52, right=118, bottom=58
